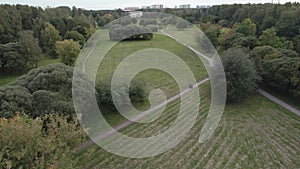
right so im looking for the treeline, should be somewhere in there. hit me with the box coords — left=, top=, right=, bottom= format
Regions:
left=0, top=64, right=147, bottom=118
left=0, top=5, right=115, bottom=72
left=192, top=3, right=300, bottom=98
left=108, top=17, right=158, bottom=41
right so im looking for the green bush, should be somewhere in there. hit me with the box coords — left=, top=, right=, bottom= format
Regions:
left=222, top=48, right=261, bottom=102
left=0, top=64, right=91, bottom=118
left=96, top=78, right=147, bottom=109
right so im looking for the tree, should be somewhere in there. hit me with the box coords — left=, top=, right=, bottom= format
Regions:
left=221, top=48, right=261, bottom=102
left=64, top=30, right=86, bottom=47
left=293, top=35, right=300, bottom=54
left=259, top=27, right=294, bottom=50
left=140, top=19, right=157, bottom=26
left=18, top=30, right=42, bottom=68
left=0, top=86, right=32, bottom=118
left=40, top=23, right=61, bottom=57
left=236, top=18, right=257, bottom=36
left=0, top=63, right=94, bottom=118
left=0, top=114, right=85, bottom=169
left=204, top=29, right=219, bottom=47
left=176, top=20, right=189, bottom=30
left=276, top=11, right=299, bottom=38
left=109, top=25, right=153, bottom=41
left=225, top=33, right=257, bottom=49
left=263, top=57, right=300, bottom=97
left=0, top=43, right=27, bottom=72
left=96, top=77, right=147, bottom=110
left=55, top=39, right=81, bottom=66
left=218, top=27, right=232, bottom=46
left=259, top=27, right=280, bottom=47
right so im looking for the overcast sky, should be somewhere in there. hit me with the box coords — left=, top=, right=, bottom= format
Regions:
left=1, top=0, right=299, bottom=9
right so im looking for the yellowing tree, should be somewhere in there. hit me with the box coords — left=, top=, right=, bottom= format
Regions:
left=236, top=18, right=257, bottom=36
left=55, top=39, right=81, bottom=66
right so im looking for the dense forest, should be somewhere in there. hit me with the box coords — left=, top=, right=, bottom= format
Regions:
left=0, top=3, right=300, bottom=168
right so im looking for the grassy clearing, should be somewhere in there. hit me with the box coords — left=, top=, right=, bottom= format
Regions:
left=38, top=54, right=61, bottom=67
left=0, top=73, right=24, bottom=86
left=75, top=34, right=300, bottom=168
left=96, top=34, right=207, bottom=125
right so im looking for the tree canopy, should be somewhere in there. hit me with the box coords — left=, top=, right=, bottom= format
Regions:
left=221, top=48, right=261, bottom=102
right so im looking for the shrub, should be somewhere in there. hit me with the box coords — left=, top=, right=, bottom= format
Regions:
left=222, top=48, right=261, bottom=102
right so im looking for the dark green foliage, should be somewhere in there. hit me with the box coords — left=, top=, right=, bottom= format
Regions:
left=161, top=16, right=177, bottom=25
left=140, top=19, right=157, bottom=26
left=109, top=25, right=153, bottom=41
left=204, top=30, right=219, bottom=47
left=222, top=48, right=261, bottom=102
left=64, top=30, right=86, bottom=47
left=147, top=25, right=159, bottom=32
left=250, top=46, right=299, bottom=75
left=110, top=17, right=137, bottom=26
left=40, top=23, right=61, bottom=57
left=225, top=33, right=257, bottom=49
left=263, top=57, right=300, bottom=97
left=0, top=64, right=74, bottom=118
left=276, top=11, right=299, bottom=38
left=13, top=63, right=73, bottom=95
left=96, top=78, right=147, bottom=109
left=0, top=86, right=32, bottom=118
left=276, top=48, right=299, bottom=58
left=293, top=35, right=300, bottom=54
left=96, top=14, right=115, bottom=27
left=0, top=43, right=27, bottom=72
left=18, top=30, right=42, bottom=68
left=250, top=46, right=282, bottom=75
left=176, top=20, right=189, bottom=30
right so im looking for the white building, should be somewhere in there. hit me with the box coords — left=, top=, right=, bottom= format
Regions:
left=141, top=4, right=163, bottom=9
left=179, top=4, right=191, bottom=9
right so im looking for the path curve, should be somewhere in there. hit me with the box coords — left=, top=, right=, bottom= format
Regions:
left=257, top=89, right=300, bottom=116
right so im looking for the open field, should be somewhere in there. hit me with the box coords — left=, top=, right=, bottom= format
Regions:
left=95, top=34, right=208, bottom=124
left=74, top=35, right=300, bottom=169
left=75, top=83, right=300, bottom=169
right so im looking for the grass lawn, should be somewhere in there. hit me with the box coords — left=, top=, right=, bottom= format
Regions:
left=0, top=55, right=61, bottom=87
left=74, top=34, right=300, bottom=168
left=38, top=54, right=61, bottom=67
left=75, top=83, right=300, bottom=169
left=0, top=73, right=24, bottom=86
left=95, top=34, right=207, bottom=125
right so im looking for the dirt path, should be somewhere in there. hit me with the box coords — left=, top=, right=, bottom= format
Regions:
left=257, top=89, right=300, bottom=117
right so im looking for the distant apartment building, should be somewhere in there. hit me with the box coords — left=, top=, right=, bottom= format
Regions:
left=152, top=4, right=164, bottom=9
left=141, top=4, right=163, bottom=9
left=124, top=6, right=139, bottom=12
left=196, top=5, right=211, bottom=9
left=179, top=4, right=191, bottom=9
